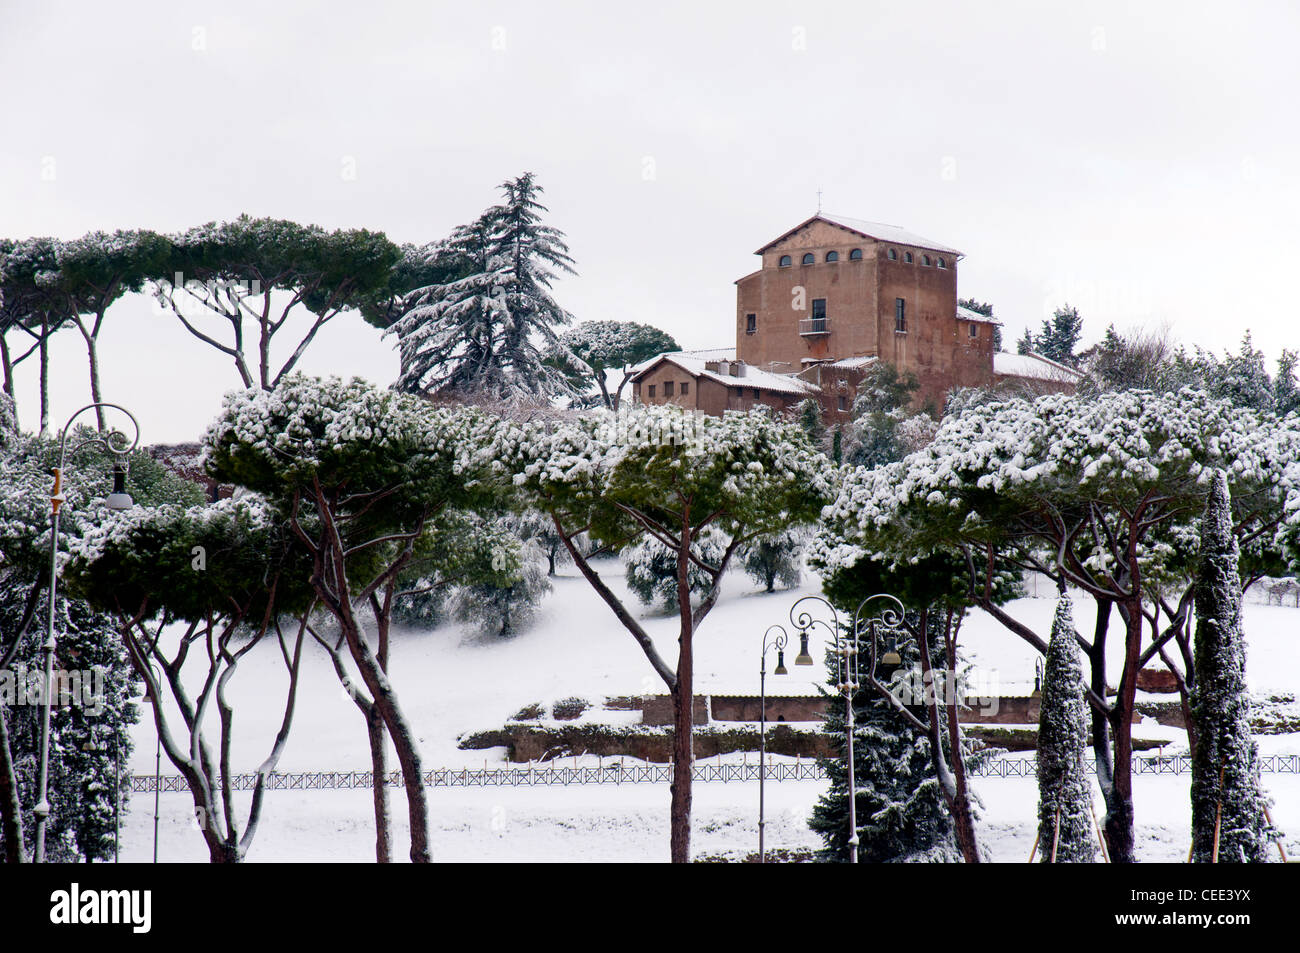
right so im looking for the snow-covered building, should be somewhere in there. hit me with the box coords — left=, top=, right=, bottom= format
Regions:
left=632, top=212, right=1061, bottom=420
left=628, top=348, right=820, bottom=417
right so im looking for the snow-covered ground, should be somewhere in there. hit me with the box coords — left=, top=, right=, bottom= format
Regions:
left=120, top=561, right=1300, bottom=862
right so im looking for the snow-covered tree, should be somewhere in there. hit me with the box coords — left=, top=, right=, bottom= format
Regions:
left=0, top=427, right=200, bottom=862
left=502, top=403, right=832, bottom=862
left=57, top=230, right=170, bottom=429
left=1020, top=304, right=1084, bottom=367
left=2, top=588, right=137, bottom=863
left=450, top=536, right=551, bottom=638
left=1036, top=592, right=1097, bottom=863
left=842, top=361, right=921, bottom=467
left=740, top=527, right=807, bottom=593
left=815, top=388, right=1300, bottom=862
left=501, top=508, right=572, bottom=576
left=389, top=173, right=579, bottom=401
left=0, top=237, right=71, bottom=433
left=151, top=216, right=400, bottom=391
left=623, top=530, right=726, bottom=610
left=1189, top=470, right=1270, bottom=863
left=203, top=374, right=507, bottom=862
left=560, top=320, right=678, bottom=409
left=66, top=497, right=316, bottom=864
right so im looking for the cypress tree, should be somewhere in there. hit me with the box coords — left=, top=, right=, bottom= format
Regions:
left=1190, top=470, right=1270, bottom=862
left=1036, top=592, right=1097, bottom=862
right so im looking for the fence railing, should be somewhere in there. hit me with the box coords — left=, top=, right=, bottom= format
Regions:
left=129, top=753, right=1300, bottom=793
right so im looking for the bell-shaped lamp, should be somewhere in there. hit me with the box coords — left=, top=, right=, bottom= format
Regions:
left=773, top=649, right=788, bottom=676
left=794, top=633, right=814, bottom=666
left=880, top=633, right=902, bottom=667
left=105, top=458, right=134, bottom=512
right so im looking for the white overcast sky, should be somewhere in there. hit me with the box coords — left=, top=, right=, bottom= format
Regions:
left=3, top=0, right=1298, bottom=443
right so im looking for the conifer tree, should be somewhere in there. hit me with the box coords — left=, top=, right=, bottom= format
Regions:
left=1190, top=470, right=1270, bottom=862
left=390, top=173, right=578, bottom=400
left=1036, top=592, right=1097, bottom=862
left=740, top=528, right=806, bottom=593
left=808, top=622, right=959, bottom=863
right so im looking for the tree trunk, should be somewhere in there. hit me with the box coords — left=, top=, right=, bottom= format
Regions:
left=1, top=333, right=15, bottom=409
left=916, top=608, right=979, bottom=862
left=206, top=836, right=241, bottom=863
left=336, top=608, right=431, bottom=863
left=76, top=317, right=106, bottom=430
left=596, top=370, right=612, bottom=410
left=0, top=706, right=27, bottom=862
left=941, top=611, right=980, bottom=863
left=367, top=706, right=392, bottom=864
left=38, top=315, right=50, bottom=436
left=1103, top=596, right=1143, bottom=864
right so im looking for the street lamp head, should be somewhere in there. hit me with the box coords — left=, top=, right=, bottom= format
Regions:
left=880, top=632, right=902, bottom=667
left=774, top=650, right=788, bottom=676
left=105, top=458, right=133, bottom=512
left=794, top=632, right=814, bottom=666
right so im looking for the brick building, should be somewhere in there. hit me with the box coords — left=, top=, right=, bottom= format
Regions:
left=632, top=213, right=1069, bottom=419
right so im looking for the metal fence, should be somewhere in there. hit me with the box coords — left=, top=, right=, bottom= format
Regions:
left=129, top=753, right=1300, bottom=793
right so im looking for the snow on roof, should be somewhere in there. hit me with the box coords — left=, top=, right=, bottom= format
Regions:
left=630, top=350, right=820, bottom=397
left=819, top=214, right=963, bottom=256
left=628, top=347, right=734, bottom=376
left=827, top=355, right=878, bottom=369
left=993, top=351, right=1084, bottom=382
left=957, top=305, right=1000, bottom=325
left=758, top=213, right=962, bottom=257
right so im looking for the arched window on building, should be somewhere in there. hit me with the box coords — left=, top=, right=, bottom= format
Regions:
left=904, top=251, right=913, bottom=263
left=886, top=248, right=897, bottom=260
left=825, top=250, right=839, bottom=262
left=779, top=254, right=792, bottom=267
left=801, top=253, right=815, bottom=265
left=937, top=257, right=947, bottom=269
left=850, top=248, right=864, bottom=260
left=922, top=255, right=931, bottom=266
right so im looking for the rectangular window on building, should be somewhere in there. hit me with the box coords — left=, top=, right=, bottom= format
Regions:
left=664, top=381, right=674, bottom=396
left=895, top=297, right=906, bottom=332
left=648, top=385, right=656, bottom=398
left=753, top=388, right=761, bottom=399
left=809, top=298, right=827, bottom=333
left=969, top=322, right=978, bottom=338
left=746, top=313, right=756, bottom=335
left=838, top=396, right=847, bottom=411
left=681, top=381, right=689, bottom=395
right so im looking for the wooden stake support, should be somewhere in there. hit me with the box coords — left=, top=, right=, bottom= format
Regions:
left=1050, top=806, right=1061, bottom=863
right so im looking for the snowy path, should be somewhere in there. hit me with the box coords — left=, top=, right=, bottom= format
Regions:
left=116, top=765, right=1300, bottom=863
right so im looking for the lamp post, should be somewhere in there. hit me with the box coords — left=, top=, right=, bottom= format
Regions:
left=141, top=657, right=162, bottom=863
left=757, top=625, right=790, bottom=863
left=33, top=402, right=139, bottom=864
left=788, top=592, right=907, bottom=864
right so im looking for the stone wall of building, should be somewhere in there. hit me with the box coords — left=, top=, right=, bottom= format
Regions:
left=733, top=218, right=993, bottom=411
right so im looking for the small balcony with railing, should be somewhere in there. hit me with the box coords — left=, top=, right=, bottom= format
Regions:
left=798, top=317, right=831, bottom=337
